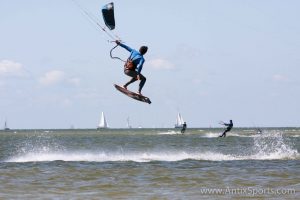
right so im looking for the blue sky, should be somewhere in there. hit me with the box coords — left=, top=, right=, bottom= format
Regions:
left=1, top=0, right=300, bottom=129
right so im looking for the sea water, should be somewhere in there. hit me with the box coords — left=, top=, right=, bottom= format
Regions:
left=0, top=128, right=299, bottom=199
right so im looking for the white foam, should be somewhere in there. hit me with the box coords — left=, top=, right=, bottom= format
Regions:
left=201, top=132, right=220, bottom=138
left=291, top=135, right=300, bottom=137
left=6, top=130, right=299, bottom=163
left=228, top=133, right=260, bottom=137
left=6, top=148, right=299, bottom=163
left=157, top=130, right=180, bottom=135
left=251, top=131, right=299, bottom=160
left=201, top=132, right=260, bottom=138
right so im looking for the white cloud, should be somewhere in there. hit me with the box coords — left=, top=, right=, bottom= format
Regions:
left=148, top=58, right=175, bottom=70
left=272, top=74, right=289, bottom=82
left=62, top=98, right=72, bottom=107
left=0, top=60, right=25, bottom=76
left=67, top=77, right=81, bottom=86
left=39, top=70, right=65, bottom=86
left=39, top=70, right=81, bottom=87
left=192, top=78, right=203, bottom=85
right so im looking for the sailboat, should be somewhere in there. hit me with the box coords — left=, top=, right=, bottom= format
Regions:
left=174, top=113, right=185, bottom=128
left=97, top=112, right=109, bottom=129
left=126, top=117, right=132, bottom=129
left=4, top=120, right=10, bottom=131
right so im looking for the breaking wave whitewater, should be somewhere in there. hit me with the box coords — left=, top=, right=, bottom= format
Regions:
left=6, top=150, right=299, bottom=163
left=4, top=130, right=299, bottom=163
left=6, top=146, right=299, bottom=163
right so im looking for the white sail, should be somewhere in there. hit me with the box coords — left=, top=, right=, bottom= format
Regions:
left=126, top=117, right=132, bottom=128
left=175, top=113, right=184, bottom=128
left=179, top=114, right=184, bottom=125
left=4, top=120, right=10, bottom=131
left=97, top=112, right=108, bottom=129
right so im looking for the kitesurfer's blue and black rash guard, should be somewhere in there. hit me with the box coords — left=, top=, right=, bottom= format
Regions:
left=119, top=43, right=145, bottom=74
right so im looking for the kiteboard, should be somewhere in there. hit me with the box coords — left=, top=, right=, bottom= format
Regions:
left=114, top=84, right=151, bottom=104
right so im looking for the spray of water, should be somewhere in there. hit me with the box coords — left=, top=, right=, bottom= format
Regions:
left=5, top=130, right=299, bottom=163
left=251, top=130, right=299, bottom=160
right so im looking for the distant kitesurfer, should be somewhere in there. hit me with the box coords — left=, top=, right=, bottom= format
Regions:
left=115, top=40, right=148, bottom=95
left=219, top=120, right=233, bottom=137
left=181, top=122, right=187, bottom=134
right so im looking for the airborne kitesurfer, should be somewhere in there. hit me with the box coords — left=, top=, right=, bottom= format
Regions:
left=115, top=40, right=148, bottom=95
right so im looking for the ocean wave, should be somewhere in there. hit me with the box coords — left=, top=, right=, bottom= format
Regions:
left=200, top=132, right=220, bottom=138
left=6, top=149, right=299, bottom=163
left=201, top=130, right=300, bottom=138
left=200, top=132, right=261, bottom=138
left=157, top=130, right=181, bottom=135
left=5, top=130, right=299, bottom=163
